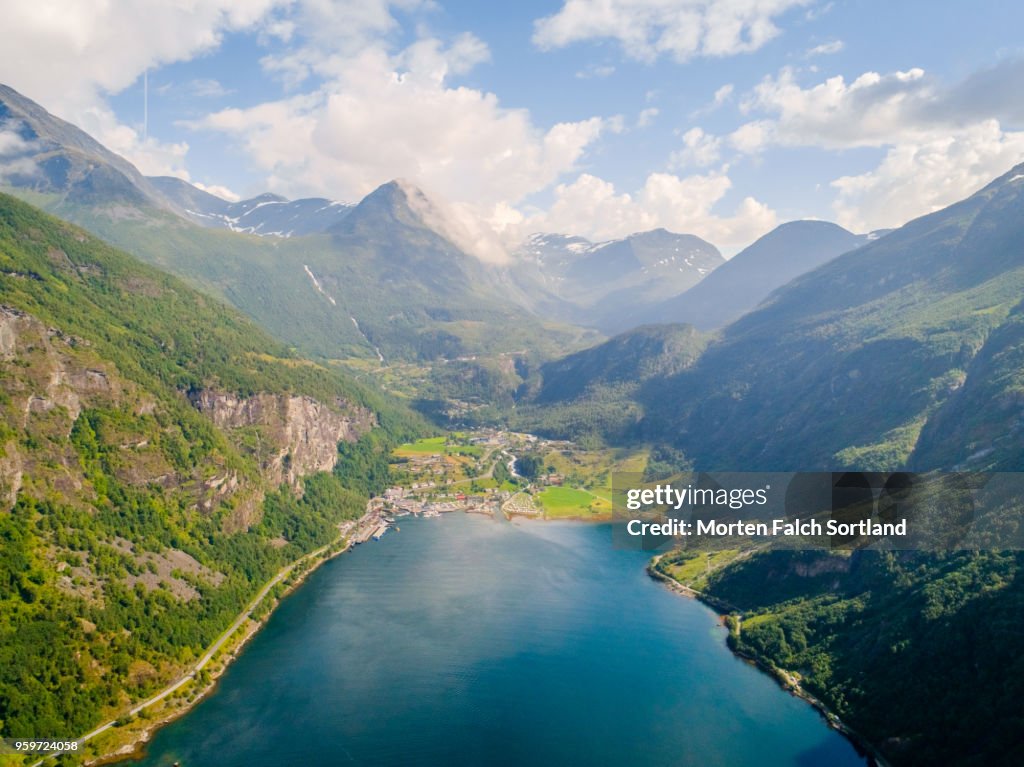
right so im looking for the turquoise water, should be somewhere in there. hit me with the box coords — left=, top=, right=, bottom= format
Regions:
left=132, top=513, right=866, bottom=766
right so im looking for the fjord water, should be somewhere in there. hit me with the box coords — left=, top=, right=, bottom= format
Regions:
left=134, top=514, right=864, bottom=767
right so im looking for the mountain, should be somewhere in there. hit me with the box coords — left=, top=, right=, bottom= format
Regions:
left=639, top=220, right=870, bottom=329
left=0, top=191, right=423, bottom=745
left=511, top=324, right=708, bottom=443
left=641, top=162, right=1024, bottom=471
left=533, top=323, right=707, bottom=405
left=0, top=84, right=598, bottom=380
left=149, top=176, right=354, bottom=237
left=0, top=83, right=174, bottom=210
left=510, top=229, right=724, bottom=332
left=287, top=179, right=598, bottom=362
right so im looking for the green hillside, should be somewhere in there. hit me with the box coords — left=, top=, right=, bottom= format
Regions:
left=689, top=549, right=1024, bottom=767
left=513, top=323, right=708, bottom=443
left=646, top=164, right=1024, bottom=470
left=3, top=185, right=597, bottom=369
left=0, top=193, right=422, bottom=744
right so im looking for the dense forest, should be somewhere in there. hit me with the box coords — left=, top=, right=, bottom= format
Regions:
left=692, top=549, right=1024, bottom=767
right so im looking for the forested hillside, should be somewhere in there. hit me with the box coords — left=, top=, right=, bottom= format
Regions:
left=678, top=549, right=1024, bottom=767
left=651, top=163, right=1024, bottom=470
left=0, top=193, right=422, bottom=741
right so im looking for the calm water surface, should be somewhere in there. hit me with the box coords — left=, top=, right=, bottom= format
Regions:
left=133, top=513, right=866, bottom=766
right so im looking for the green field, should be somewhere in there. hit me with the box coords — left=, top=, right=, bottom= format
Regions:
left=536, top=486, right=611, bottom=519
left=447, top=444, right=483, bottom=457
left=393, top=436, right=483, bottom=458
left=393, top=436, right=447, bottom=455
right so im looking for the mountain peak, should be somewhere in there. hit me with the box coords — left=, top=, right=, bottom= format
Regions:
left=343, top=179, right=439, bottom=233
left=640, top=218, right=868, bottom=330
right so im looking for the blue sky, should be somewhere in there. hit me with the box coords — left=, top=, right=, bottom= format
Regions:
left=3, top=1, right=1024, bottom=254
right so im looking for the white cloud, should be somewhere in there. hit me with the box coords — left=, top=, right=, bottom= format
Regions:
left=0, top=1, right=279, bottom=116
left=727, top=120, right=773, bottom=153
left=191, top=39, right=612, bottom=239
left=805, top=40, right=843, bottom=57
left=191, top=180, right=242, bottom=202
left=527, top=170, right=776, bottom=250
left=711, top=83, right=735, bottom=107
left=724, top=64, right=1024, bottom=230
left=532, top=0, right=810, bottom=63
left=636, top=107, right=660, bottom=128
left=737, top=66, right=935, bottom=149
left=0, top=0, right=283, bottom=184
left=670, top=127, right=722, bottom=167
left=258, top=0, right=433, bottom=86
left=0, top=128, right=35, bottom=157
left=691, top=83, right=735, bottom=118
left=0, top=128, right=40, bottom=183
left=831, top=121, right=1024, bottom=231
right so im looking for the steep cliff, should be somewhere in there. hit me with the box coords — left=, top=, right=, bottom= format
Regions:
left=190, top=389, right=375, bottom=488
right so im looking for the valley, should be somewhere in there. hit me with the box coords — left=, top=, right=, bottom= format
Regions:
left=1, top=69, right=1024, bottom=767
left=381, top=429, right=644, bottom=522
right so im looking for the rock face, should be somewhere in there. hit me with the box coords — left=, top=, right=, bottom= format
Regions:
left=189, top=390, right=375, bottom=487
left=0, top=305, right=117, bottom=428
left=0, top=305, right=124, bottom=510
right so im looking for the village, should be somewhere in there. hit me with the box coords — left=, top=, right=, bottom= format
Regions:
left=357, top=429, right=645, bottom=535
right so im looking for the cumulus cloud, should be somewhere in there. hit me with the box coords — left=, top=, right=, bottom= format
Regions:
left=670, top=127, right=722, bottom=168
left=0, top=0, right=283, bottom=182
left=190, top=39, right=612, bottom=234
left=258, top=0, right=429, bottom=85
left=717, top=63, right=1024, bottom=230
left=526, top=171, right=776, bottom=251
left=0, top=0, right=278, bottom=111
left=831, top=121, right=1024, bottom=231
left=532, top=0, right=810, bottom=62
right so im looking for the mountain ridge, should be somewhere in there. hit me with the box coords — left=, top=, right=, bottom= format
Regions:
left=509, top=227, right=724, bottom=332
left=149, top=175, right=354, bottom=237
left=637, top=220, right=869, bottom=330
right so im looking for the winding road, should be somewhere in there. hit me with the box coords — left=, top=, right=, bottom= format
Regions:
left=30, top=516, right=374, bottom=767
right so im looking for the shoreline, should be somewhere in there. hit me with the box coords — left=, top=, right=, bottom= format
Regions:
left=38, top=511, right=377, bottom=767
left=53, top=511, right=885, bottom=767
left=645, top=561, right=892, bottom=767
